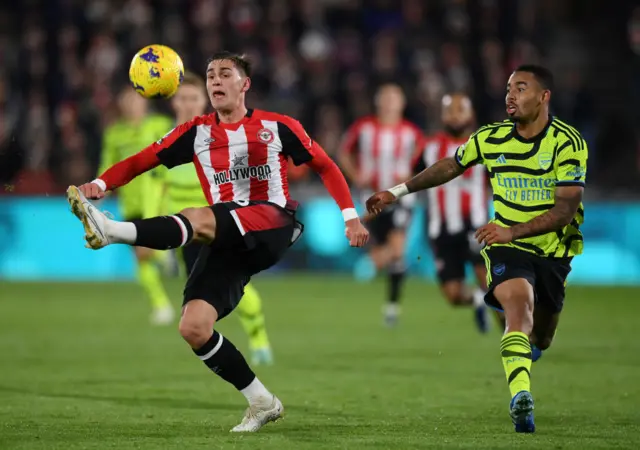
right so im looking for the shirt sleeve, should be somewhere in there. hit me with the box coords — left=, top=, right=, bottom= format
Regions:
left=555, top=135, right=588, bottom=186
left=454, top=132, right=483, bottom=169
left=154, top=120, right=198, bottom=168
left=149, top=116, right=175, bottom=181
left=277, top=117, right=315, bottom=166
left=97, top=120, right=197, bottom=190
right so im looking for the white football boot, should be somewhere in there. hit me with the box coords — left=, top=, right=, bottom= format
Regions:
left=150, top=306, right=175, bottom=326
left=230, top=395, right=284, bottom=432
left=66, top=185, right=111, bottom=249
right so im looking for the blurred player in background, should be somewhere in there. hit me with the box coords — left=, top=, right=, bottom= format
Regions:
left=99, top=87, right=175, bottom=325
left=67, top=51, right=368, bottom=432
left=413, top=93, right=493, bottom=333
left=367, top=65, right=588, bottom=433
left=338, top=83, right=422, bottom=326
left=166, top=71, right=274, bottom=365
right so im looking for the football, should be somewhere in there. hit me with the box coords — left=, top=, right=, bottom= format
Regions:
left=128, top=45, right=184, bottom=99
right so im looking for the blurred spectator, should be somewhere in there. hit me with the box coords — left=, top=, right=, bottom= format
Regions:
left=0, top=0, right=632, bottom=194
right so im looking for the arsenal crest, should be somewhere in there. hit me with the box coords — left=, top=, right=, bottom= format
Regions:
left=257, top=128, right=274, bottom=144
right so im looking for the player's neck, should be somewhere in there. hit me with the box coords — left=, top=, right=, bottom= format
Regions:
left=515, top=112, right=550, bottom=140
left=217, top=105, right=248, bottom=124
left=125, top=115, right=144, bottom=126
left=176, top=114, right=193, bottom=125
left=377, top=114, right=401, bottom=126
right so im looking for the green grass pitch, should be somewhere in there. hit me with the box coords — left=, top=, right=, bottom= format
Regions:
left=1, top=275, right=639, bottom=449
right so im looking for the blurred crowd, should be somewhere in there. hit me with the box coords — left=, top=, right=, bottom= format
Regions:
left=0, top=0, right=638, bottom=195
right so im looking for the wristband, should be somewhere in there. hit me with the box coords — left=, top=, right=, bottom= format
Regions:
left=92, top=179, right=107, bottom=192
left=388, top=183, right=409, bottom=199
left=342, top=208, right=358, bottom=222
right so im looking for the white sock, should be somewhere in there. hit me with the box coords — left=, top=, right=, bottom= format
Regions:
left=472, top=288, right=486, bottom=308
left=240, top=377, right=272, bottom=405
left=385, top=302, right=400, bottom=315
left=105, top=220, right=137, bottom=244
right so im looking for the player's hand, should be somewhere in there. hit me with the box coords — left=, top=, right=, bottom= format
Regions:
left=78, top=182, right=106, bottom=200
left=475, top=223, right=513, bottom=246
left=365, top=191, right=397, bottom=216
left=345, top=218, right=369, bottom=247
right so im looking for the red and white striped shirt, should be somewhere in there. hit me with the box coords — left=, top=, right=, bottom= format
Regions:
left=96, top=109, right=356, bottom=219
left=414, top=131, right=488, bottom=238
left=341, top=116, right=423, bottom=192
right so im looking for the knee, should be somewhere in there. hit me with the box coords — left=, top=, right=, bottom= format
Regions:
left=389, top=238, right=405, bottom=261
left=441, top=283, right=466, bottom=306
left=445, top=292, right=466, bottom=306
left=180, top=207, right=215, bottom=242
left=178, top=316, right=212, bottom=349
left=495, top=281, right=534, bottom=333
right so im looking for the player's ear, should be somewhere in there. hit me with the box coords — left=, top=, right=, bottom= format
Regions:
left=542, top=89, right=551, bottom=104
left=242, top=77, right=251, bottom=93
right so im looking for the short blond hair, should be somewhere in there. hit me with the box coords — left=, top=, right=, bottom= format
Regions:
left=181, top=71, right=205, bottom=90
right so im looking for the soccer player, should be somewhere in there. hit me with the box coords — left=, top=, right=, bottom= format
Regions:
left=338, top=83, right=423, bottom=326
left=166, top=71, right=274, bottom=365
left=67, top=51, right=369, bottom=432
left=413, top=93, right=490, bottom=333
left=366, top=65, right=587, bottom=433
left=99, top=87, right=175, bottom=325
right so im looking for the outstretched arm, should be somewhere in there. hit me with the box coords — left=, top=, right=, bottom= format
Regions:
left=365, top=157, right=465, bottom=214
left=93, top=146, right=161, bottom=192
left=277, top=116, right=369, bottom=247
left=405, top=156, right=466, bottom=194
left=79, top=121, right=197, bottom=199
left=306, top=145, right=357, bottom=220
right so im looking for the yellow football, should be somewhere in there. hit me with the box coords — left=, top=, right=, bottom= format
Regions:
left=129, top=45, right=184, bottom=99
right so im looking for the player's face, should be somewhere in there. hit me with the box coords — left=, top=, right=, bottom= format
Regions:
left=206, top=60, right=249, bottom=112
left=375, top=85, right=405, bottom=118
left=505, top=71, right=548, bottom=122
left=171, top=84, right=208, bottom=119
left=119, top=89, right=147, bottom=120
left=441, top=94, right=474, bottom=134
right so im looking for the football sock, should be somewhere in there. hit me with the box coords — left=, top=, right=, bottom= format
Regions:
left=501, top=331, right=532, bottom=397
left=137, top=260, right=171, bottom=310
left=236, top=283, right=271, bottom=351
left=472, top=288, right=486, bottom=308
left=104, top=221, right=137, bottom=244
left=129, top=214, right=194, bottom=249
left=194, top=331, right=258, bottom=393
left=240, top=377, right=272, bottom=405
left=388, top=267, right=405, bottom=304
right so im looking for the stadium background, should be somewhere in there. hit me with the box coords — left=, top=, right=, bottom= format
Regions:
left=1, top=2, right=640, bottom=449
left=0, top=0, right=639, bottom=283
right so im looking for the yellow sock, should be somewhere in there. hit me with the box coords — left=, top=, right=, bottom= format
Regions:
left=501, top=331, right=532, bottom=397
left=236, top=283, right=271, bottom=350
left=138, top=260, right=171, bottom=310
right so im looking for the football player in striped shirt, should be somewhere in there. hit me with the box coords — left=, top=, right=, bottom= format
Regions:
left=367, top=65, right=587, bottom=433
left=66, top=52, right=369, bottom=432
left=414, top=93, right=492, bottom=333
left=338, top=84, right=423, bottom=326
left=165, top=71, right=274, bottom=366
